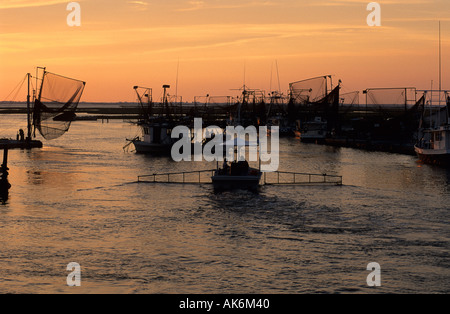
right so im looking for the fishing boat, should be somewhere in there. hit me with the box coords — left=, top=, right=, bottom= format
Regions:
left=414, top=93, right=450, bottom=166
left=289, top=75, right=341, bottom=142
left=267, top=115, right=295, bottom=137
left=415, top=128, right=450, bottom=166
left=266, top=90, right=294, bottom=137
left=132, top=121, right=177, bottom=154
left=129, top=85, right=181, bottom=154
left=295, top=116, right=328, bottom=142
left=414, top=22, right=450, bottom=167
left=211, top=138, right=262, bottom=192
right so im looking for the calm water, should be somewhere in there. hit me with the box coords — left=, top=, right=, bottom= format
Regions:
left=0, top=114, right=449, bottom=294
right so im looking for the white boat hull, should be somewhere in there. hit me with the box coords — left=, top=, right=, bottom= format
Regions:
left=414, top=145, right=450, bottom=167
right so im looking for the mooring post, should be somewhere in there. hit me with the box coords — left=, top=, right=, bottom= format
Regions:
left=0, top=148, right=11, bottom=201
left=1, top=148, right=8, bottom=179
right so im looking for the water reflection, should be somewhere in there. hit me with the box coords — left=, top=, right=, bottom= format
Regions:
left=1, top=117, right=449, bottom=294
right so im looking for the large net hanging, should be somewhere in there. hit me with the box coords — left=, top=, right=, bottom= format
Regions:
left=33, top=72, right=86, bottom=140
left=365, top=88, right=417, bottom=113
left=289, top=76, right=328, bottom=104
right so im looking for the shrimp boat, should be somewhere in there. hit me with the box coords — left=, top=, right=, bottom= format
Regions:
left=295, top=116, right=328, bottom=142
left=414, top=22, right=450, bottom=167
left=211, top=138, right=262, bottom=192
left=414, top=92, right=450, bottom=166
left=130, top=85, right=180, bottom=154
left=289, top=75, right=341, bottom=142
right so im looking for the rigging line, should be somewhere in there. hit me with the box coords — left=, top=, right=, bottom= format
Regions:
left=269, top=61, right=273, bottom=92
left=29, top=78, right=36, bottom=99
left=175, top=58, right=179, bottom=101
left=276, top=60, right=281, bottom=93
left=44, top=71, right=85, bottom=83
left=2, top=74, right=27, bottom=102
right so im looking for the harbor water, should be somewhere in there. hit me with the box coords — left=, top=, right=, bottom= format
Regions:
left=0, top=114, right=449, bottom=294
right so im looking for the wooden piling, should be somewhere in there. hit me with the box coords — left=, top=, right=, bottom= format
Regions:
left=1, top=148, right=8, bottom=178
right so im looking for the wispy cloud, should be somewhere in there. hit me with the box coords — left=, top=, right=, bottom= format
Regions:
left=178, top=1, right=205, bottom=12
left=127, top=0, right=150, bottom=11
left=0, top=22, right=394, bottom=58
left=384, top=17, right=450, bottom=22
left=312, top=0, right=431, bottom=6
left=0, top=0, right=76, bottom=9
left=177, top=0, right=277, bottom=12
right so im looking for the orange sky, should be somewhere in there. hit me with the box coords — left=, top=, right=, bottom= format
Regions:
left=0, top=0, right=449, bottom=102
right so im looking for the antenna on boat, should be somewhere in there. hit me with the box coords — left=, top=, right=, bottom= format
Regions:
left=269, top=61, right=273, bottom=93
left=276, top=60, right=281, bottom=93
left=175, top=58, right=179, bottom=102
left=26, top=73, right=31, bottom=140
left=243, top=60, right=246, bottom=88
left=439, top=21, right=442, bottom=100
left=163, top=85, right=170, bottom=101
left=438, top=21, right=442, bottom=126
left=36, top=67, right=46, bottom=101
left=431, top=80, right=434, bottom=127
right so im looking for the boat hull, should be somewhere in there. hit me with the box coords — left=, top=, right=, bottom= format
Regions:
left=133, top=140, right=172, bottom=155
left=299, top=133, right=327, bottom=143
left=414, top=145, right=450, bottom=167
left=211, top=174, right=261, bottom=192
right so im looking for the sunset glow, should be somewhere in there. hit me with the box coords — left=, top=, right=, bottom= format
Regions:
left=1, top=0, right=449, bottom=102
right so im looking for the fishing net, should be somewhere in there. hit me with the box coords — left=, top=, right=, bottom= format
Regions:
left=33, top=72, right=85, bottom=140
left=365, top=88, right=417, bottom=111
left=134, top=86, right=153, bottom=121
left=340, top=91, right=360, bottom=107
left=289, top=76, right=328, bottom=104
left=209, top=96, right=234, bottom=107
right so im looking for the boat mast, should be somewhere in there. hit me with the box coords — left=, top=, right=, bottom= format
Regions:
left=32, top=67, right=46, bottom=138
left=26, top=73, right=31, bottom=140
left=37, top=67, right=46, bottom=101
left=431, top=80, right=434, bottom=127
left=276, top=60, right=281, bottom=93
left=438, top=21, right=442, bottom=127
left=175, top=59, right=179, bottom=104
left=439, top=21, right=442, bottom=103
left=163, top=84, right=170, bottom=118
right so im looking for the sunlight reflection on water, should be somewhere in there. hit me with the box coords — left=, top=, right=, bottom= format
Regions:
left=0, top=115, right=449, bottom=293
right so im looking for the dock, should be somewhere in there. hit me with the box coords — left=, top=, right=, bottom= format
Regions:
left=0, top=139, right=43, bottom=150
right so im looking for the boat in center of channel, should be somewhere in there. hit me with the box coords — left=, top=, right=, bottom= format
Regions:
left=211, top=138, right=262, bottom=192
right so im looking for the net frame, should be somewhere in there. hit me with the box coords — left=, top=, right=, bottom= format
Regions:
left=33, top=71, right=85, bottom=140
